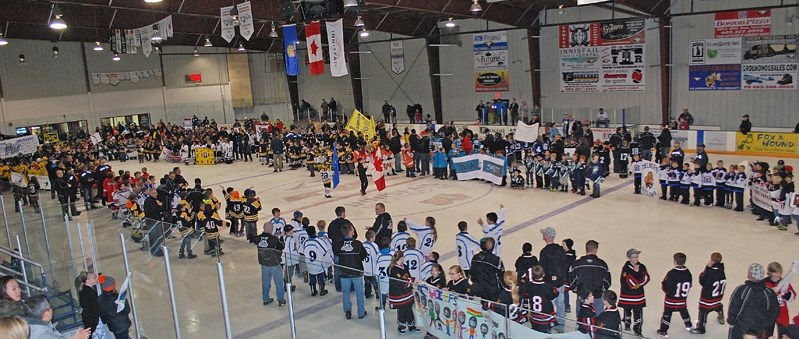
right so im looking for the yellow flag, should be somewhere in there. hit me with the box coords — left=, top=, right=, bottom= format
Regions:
left=345, top=109, right=376, bottom=141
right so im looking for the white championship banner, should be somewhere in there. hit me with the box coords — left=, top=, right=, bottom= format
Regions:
left=451, top=154, right=506, bottom=185
left=0, top=135, right=40, bottom=159
left=638, top=160, right=661, bottom=198
left=751, top=182, right=772, bottom=211
left=514, top=121, right=540, bottom=143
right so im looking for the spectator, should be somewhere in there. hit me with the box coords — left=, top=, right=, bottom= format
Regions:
left=96, top=275, right=131, bottom=339
left=329, top=206, right=356, bottom=292
left=539, top=227, right=568, bottom=332
left=794, top=121, right=799, bottom=133
left=569, top=240, right=611, bottom=315
left=678, top=108, right=694, bottom=126
left=469, top=237, right=504, bottom=302
left=24, top=295, right=91, bottom=339
left=596, top=108, right=610, bottom=128
left=334, top=221, right=368, bottom=320
left=658, top=125, right=672, bottom=160
left=510, top=98, right=519, bottom=123
left=638, top=126, right=657, bottom=161
left=76, top=272, right=101, bottom=338
left=0, top=276, right=24, bottom=317
left=257, top=222, right=286, bottom=307
left=738, top=115, right=752, bottom=135
left=727, top=263, right=780, bottom=338
left=0, top=316, right=29, bottom=339
left=370, top=203, right=393, bottom=250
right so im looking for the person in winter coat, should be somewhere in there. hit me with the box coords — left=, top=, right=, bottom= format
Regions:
left=0, top=276, right=25, bottom=317
left=618, top=249, right=649, bottom=336
left=727, top=263, right=780, bottom=339
left=76, top=272, right=101, bottom=337
left=96, top=275, right=132, bottom=339
left=24, top=295, right=91, bottom=339
left=432, top=148, right=448, bottom=179
left=469, top=237, right=505, bottom=302
left=569, top=240, right=611, bottom=314
left=388, top=250, right=421, bottom=334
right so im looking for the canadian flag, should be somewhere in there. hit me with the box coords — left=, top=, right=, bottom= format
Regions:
left=372, top=148, right=386, bottom=191
left=305, top=21, right=324, bottom=75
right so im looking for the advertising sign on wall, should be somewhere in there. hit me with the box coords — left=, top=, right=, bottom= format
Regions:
left=558, top=19, right=645, bottom=48
left=473, top=31, right=509, bottom=92
left=736, top=132, right=798, bottom=155
left=715, top=9, right=771, bottom=38
left=689, top=64, right=742, bottom=90
left=689, top=38, right=743, bottom=65
left=741, top=35, right=798, bottom=90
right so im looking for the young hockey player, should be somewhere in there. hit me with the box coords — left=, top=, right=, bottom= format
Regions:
left=680, top=163, right=692, bottom=205
left=691, top=252, right=726, bottom=334
left=390, top=221, right=411, bottom=252
left=402, top=144, right=415, bottom=178
left=282, top=225, right=299, bottom=289
left=269, top=208, right=287, bottom=238
left=176, top=201, right=197, bottom=259
left=667, top=161, right=682, bottom=201
left=375, top=237, right=392, bottom=310
left=243, top=189, right=262, bottom=244
left=388, top=251, right=420, bottom=334
left=320, top=165, right=333, bottom=198
left=303, top=226, right=330, bottom=297
left=615, top=140, right=631, bottom=179
left=712, top=161, right=727, bottom=207
left=548, top=153, right=561, bottom=192
left=589, top=154, right=603, bottom=198
left=657, top=252, right=693, bottom=337
left=701, top=163, right=716, bottom=206
left=595, top=290, right=622, bottom=338
left=405, top=216, right=438, bottom=259
left=455, top=221, right=480, bottom=278
left=420, top=252, right=440, bottom=281
left=732, top=165, right=747, bottom=211
left=198, top=203, right=224, bottom=256
left=477, top=204, right=505, bottom=256
left=763, top=261, right=797, bottom=338
left=619, top=248, right=649, bottom=336
left=659, top=158, right=670, bottom=200
left=524, top=153, right=535, bottom=187
left=510, top=169, right=525, bottom=189
left=525, top=265, right=558, bottom=333
left=403, top=238, right=425, bottom=279
left=631, top=154, right=643, bottom=194
left=514, top=243, right=539, bottom=282
left=226, top=191, right=243, bottom=236
left=691, top=161, right=703, bottom=206
left=577, top=292, right=597, bottom=337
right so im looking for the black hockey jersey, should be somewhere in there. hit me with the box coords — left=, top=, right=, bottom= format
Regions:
left=698, top=262, right=726, bottom=311
left=618, top=261, right=650, bottom=308
left=521, top=280, right=558, bottom=326
left=661, top=266, right=692, bottom=310
left=577, top=303, right=596, bottom=337
left=594, top=306, right=622, bottom=339
left=514, top=254, right=539, bottom=282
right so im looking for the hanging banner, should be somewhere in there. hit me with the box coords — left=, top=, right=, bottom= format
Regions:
left=736, top=131, right=799, bottom=155
left=220, top=6, right=236, bottom=43
left=91, top=69, right=161, bottom=87
left=741, top=35, right=798, bottom=90
left=689, top=64, right=742, bottom=90
left=237, top=1, right=254, bottom=41
left=0, top=135, right=41, bottom=159
left=283, top=24, right=300, bottom=76
left=473, top=31, right=509, bottom=92
left=558, top=19, right=645, bottom=48
left=141, top=26, right=153, bottom=58
left=715, top=9, right=771, bottom=38
left=305, top=21, right=324, bottom=75
left=514, top=121, right=540, bottom=142
left=156, top=16, right=174, bottom=38
left=635, top=160, right=660, bottom=198
left=452, top=154, right=506, bottom=185
left=326, top=19, right=348, bottom=77
left=390, top=40, right=405, bottom=74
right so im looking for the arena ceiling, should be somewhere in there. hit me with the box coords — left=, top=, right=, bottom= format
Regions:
left=0, top=0, right=667, bottom=51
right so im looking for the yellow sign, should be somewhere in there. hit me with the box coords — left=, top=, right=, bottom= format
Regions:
left=344, top=109, right=376, bottom=142
left=43, top=132, right=59, bottom=144
left=736, top=132, right=799, bottom=155
left=195, top=148, right=215, bottom=165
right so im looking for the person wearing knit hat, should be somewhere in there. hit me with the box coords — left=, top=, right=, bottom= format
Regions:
left=539, top=225, right=568, bottom=332
left=619, top=248, right=649, bottom=336
left=96, top=274, right=132, bottom=339
left=726, top=263, right=780, bottom=338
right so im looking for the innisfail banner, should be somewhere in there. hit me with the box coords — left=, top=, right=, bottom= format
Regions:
left=413, top=283, right=591, bottom=338
left=326, top=19, right=348, bottom=77
left=473, top=31, right=509, bottom=92
left=0, top=135, right=40, bottom=159
left=452, top=154, right=506, bottom=185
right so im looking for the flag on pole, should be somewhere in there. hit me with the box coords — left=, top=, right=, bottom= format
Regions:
left=326, top=19, right=348, bottom=77
left=344, top=109, right=376, bottom=141
left=116, top=273, right=131, bottom=313
left=332, top=142, right=341, bottom=189
left=372, top=147, right=386, bottom=191
left=305, top=21, right=324, bottom=75
left=283, top=24, right=300, bottom=76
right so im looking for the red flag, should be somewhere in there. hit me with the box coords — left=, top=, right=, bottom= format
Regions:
left=305, top=21, right=324, bottom=75
left=372, top=148, right=386, bottom=191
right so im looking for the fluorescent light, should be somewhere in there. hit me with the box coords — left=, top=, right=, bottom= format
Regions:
left=429, top=44, right=455, bottom=47
left=470, top=0, right=482, bottom=13
left=344, top=0, right=358, bottom=7
left=349, top=51, right=372, bottom=54
left=0, top=34, right=8, bottom=46
left=433, top=73, right=453, bottom=76
left=194, top=48, right=199, bottom=56
left=354, top=16, right=364, bottom=27
left=144, top=0, right=163, bottom=2
left=238, top=43, right=246, bottom=51
left=445, top=18, right=456, bottom=27
left=18, top=54, right=25, bottom=64
left=112, top=53, right=120, bottom=61
left=359, top=29, right=369, bottom=37
left=93, top=42, right=103, bottom=51
left=204, top=37, right=212, bottom=47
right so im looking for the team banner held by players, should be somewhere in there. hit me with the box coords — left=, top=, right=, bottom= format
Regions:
left=751, top=182, right=773, bottom=211
left=391, top=40, right=405, bottom=74
left=413, top=283, right=588, bottom=338
left=326, top=19, right=348, bottom=77
left=637, top=160, right=660, bottom=198
left=452, top=154, right=506, bottom=185
left=194, top=148, right=215, bottom=165
left=514, top=121, right=540, bottom=143
left=344, top=110, right=376, bottom=141
left=283, top=24, right=300, bottom=76
left=305, top=21, right=324, bottom=75
left=741, top=35, right=798, bottom=90
left=558, top=18, right=645, bottom=93
left=736, top=132, right=799, bottom=156
left=715, top=9, right=771, bottom=38
left=473, top=31, right=509, bottom=92
left=0, top=135, right=40, bottom=159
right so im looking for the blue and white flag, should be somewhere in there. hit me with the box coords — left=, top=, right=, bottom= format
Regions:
left=332, top=142, right=341, bottom=189
left=283, top=24, right=300, bottom=76
left=116, top=273, right=131, bottom=313
left=452, top=154, right=506, bottom=185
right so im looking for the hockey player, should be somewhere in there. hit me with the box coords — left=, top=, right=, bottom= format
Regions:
left=524, top=265, right=558, bottom=333
left=403, top=238, right=425, bottom=279
left=363, top=230, right=380, bottom=299
left=477, top=204, right=505, bottom=256
left=455, top=221, right=480, bottom=278
left=763, top=262, right=796, bottom=338
left=619, top=248, right=649, bottom=336
left=732, top=165, right=747, bottom=211
left=375, top=237, right=392, bottom=310
left=226, top=191, right=243, bottom=237
left=282, top=225, right=300, bottom=289
left=680, top=163, right=692, bottom=205
left=269, top=208, right=287, bottom=238
left=176, top=201, right=197, bottom=259
left=320, top=165, right=333, bottom=198
left=303, top=226, right=330, bottom=297
left=691, top=252, right=726, bottom=334
left=588, top=154, right=603, bottom=198
left=658, top=158, right=670, bottom=200
left=667, top=161, right=682, bottom=201
left=701, top=163, right=715, bottom=206
left=631, top=154, right=643, bottom=194
left=614, top=140, right=631, bottom=179
left=420, top=252, right=440, bottom=281
left=573, top=155, right=587, bottom=196
left=595, top=290, right=622, bottom=339
left=242, top=189, right=262, bottom=244
left=390, top=221, right=411, bottom=252
left=657, top=252, right=693, bottom=337
left=577, top=292, right=597, bottom=338
left=691, top=161, right=703, bottom=206
left=198, top=203, right=224, bottom=256
left=405, top=217, right=438, bottom=258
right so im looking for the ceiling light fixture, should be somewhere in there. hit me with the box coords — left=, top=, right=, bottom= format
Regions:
left=470, top=0, right=482, bottom=13
left=557, top=5, right=565, bottom=15
left=194, top=48, right=199, bottom=56
left=112, top=53, right=120, bottom=61
left=93, top=41, right=103, bottom=51
left=343, top=0, right=358, bottom=7
left=204, top=37, right=213, bottom=47
left=0, top=33, right=8, bottom=46
left=49, top=5, right=68, bottom=30
left=151, top=26, right=163, bottom=42
left=238, top=43, right=246, bottom=51
left=269, top=23, right=279, bottom=38
left=19, top=54, right=25, bottom=65
left=359, top=28, right=369, bottom=37
left=144, top=0, right=163, bottom=3
left=52, top=46, right=59, bottom=59
left=445, top=18, right=456, bottom=27
left=230, top=7, right=240, bottom=26
left=354, top=16, right=364, bottom=27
